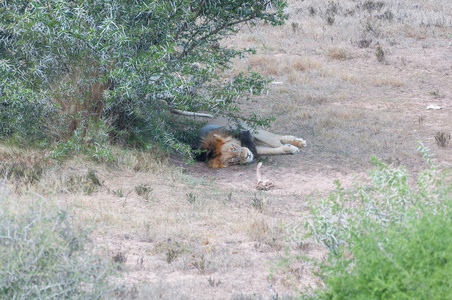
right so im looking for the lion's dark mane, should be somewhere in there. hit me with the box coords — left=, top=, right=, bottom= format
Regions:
left=193, top=125, right=257, bottom=163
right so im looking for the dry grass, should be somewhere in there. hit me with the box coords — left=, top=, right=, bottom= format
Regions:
left=228, top=0, right=451, bottom=170
left=326, top=47, right=350, bottom=60
left=435, top=131, right=451, bottom=148
left=0, top=144, right=173, bottom=196
left=319, top=67, right=360, bottom=83
left=371, top=76, right=405, bottom=87
left=1, top=142, right=319, bottom=298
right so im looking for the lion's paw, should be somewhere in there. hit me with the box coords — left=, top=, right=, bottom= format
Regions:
left=292, top=138, right=307, bottom=148
left=282, top=144, right=300, bottom=154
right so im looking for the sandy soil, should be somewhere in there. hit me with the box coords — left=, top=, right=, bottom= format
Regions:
left=185, top=159, right=361, bottom=196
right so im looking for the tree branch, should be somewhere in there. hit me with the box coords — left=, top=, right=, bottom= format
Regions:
left=181, top=0, right=273, bottom=57
left=174, top=0, right=207, bottom=41
left=171, top=109, right=213, bottom=118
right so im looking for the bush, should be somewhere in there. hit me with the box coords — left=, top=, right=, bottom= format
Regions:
left=0, top=196, right=118, bottom=299
left=316, top=202, right=452, bottom=300
left=305, top=144, right=452, bottom=299
left=0, top=1, right=288, bottom=158
left=0, top=81, right=54, bottom=142
left=48, top=119, right=114, bottom=162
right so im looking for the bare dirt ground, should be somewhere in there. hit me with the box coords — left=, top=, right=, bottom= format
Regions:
left=185, top=155, right=360, bottom=196
left=3, top=1, right=452, bottom=299
left=104, top=1, right=450, bottom=298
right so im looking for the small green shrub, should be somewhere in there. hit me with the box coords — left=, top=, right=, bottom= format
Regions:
left=304, top=144, right=452, bottom=298
left=112, top=188, right=126, bottom=198
left=0, top=197, right=118, bottom=299
left=187, top=192, right=197, bottom=204
left=306, top=144, right=451, bottom=252
left=0, top=84, right=54, bottom=142
left=135, top=184, right=153, bottom=200
left=316, top=204, right=452, bottom=299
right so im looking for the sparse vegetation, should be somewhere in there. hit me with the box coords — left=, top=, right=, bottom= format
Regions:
left=357, top=36, right=373, bottom=48
left=375, top=44, right=385, bottom=62
left=165, top=248, right=180, bottom=264
left=435, top=131, right=450, bottom=147
left=186, top=192, right=197, bottom=204
left=326, top=47, right=349, bottom=60
left=248, top=218, right=270, bottom=243
left=153, top=240, right=186, bottom=264
left=112, top=188, right=126, bottom=198
left=0, top=195, right=118, bottom=299
left=0, top=161, right=44, bottom=185
left=418, top=115, right=425, bottom=128
left=191, top=254, right=210, bottom=274
left=252, top=193, right=267, bottom=212
left=135, top=184, right=153, bottom=201
left=208, top=276, right=222, bottom=288
left=112, top=252, right=128, bottom=270
left=303, top=147, right=452, bottom=298
left=430, top=90, right=442, bottom=98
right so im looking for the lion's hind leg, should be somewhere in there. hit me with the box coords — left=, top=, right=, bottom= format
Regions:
left=253, top=129, right=307, bottom=149
left=279, top=136, right=307, bottom=148
left=252, top=129, right=306, bottom=156
left=253, top=130, right=283, bottom=148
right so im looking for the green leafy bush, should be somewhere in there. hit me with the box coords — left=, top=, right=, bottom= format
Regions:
left=0, top=82, right=54, bottom=142
left=305, top=145, right=452, bottom=299
left=0, top=197, right=118, bottom=299
left=306, top=146, right=451, bottom=252
left=0, top=1, right=288, bottom=158
left=317, top=205, right=452, bottom=299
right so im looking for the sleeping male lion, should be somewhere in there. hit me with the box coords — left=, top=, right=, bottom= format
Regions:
left=194, top=117, right=306, bottom=168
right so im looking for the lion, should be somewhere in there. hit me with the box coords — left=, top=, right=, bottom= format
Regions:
left=194, top=117, right=306, bottom=168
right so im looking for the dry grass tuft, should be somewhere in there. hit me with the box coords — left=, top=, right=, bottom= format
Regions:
left=320, top=67, right=359, bottom=83
left=249, top=55, right=281, bottom=75
left=305, top=94, right=329, bottom=106
left=286, top=70, right=310, bottom=84
left=291, top=58, right=307, bottom=71
left=435, top=131, right=450, bottom=147
left=113, top=147, right=170, bottom=174
left=252, top=193, right=267, bottom=212
left=247, top=217, right=270, bottom=243
left=375, top=44, right=385, bottom=62
left=113, top=252, right=128, bottom=270
left=357, top=36, right=373, bottom=48
left=326, top=47, right=350, bottom=60
left=238, top=55, right=321, bottom=78
left=371, top=76, right=404, bottom=87
left=191, top=254, right=210, bottom=274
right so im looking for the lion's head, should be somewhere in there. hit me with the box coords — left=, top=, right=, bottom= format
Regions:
left=197, top=128, right=254, bottom=168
